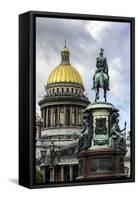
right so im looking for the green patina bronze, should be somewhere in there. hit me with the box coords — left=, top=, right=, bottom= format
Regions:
left=92, top=48, right=110, bottom=102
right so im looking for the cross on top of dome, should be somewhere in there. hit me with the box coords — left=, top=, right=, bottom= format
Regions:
left=64, top=40, right=67, bottom=48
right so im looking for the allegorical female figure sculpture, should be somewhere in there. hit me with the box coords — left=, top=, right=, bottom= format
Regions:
left=110, top=113, right=126, bottom=151
left=73, top=112, right=93, bottom=153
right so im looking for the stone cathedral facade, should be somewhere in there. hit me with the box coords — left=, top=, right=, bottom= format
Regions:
left=36, top=45, right=89, bottom=182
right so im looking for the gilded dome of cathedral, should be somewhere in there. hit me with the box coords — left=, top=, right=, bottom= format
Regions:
left=47, top=64, right=83, bottom=85
left=47, top=43, right=83, bottom=86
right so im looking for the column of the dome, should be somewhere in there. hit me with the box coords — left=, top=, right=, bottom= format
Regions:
left=53, top=107, right=55, bottom=127
left=57, top=105, right=60, bottom=126
left=59, top=106, right=64, bottom=126
left=40, top=108, right=43, bottom=126
left=64, top=106, right=66, bottom=126
left=74, top=106, right=79, bottom=126
left=72, top=106, right=74, bottom=126
left=78, top=107, right=80, bottom=126
left=54, top=107, right=56, bottom=127
left=74, top=107, right=76, bottom=126
left=46, top=107, right=48, bottom=127
left=48, top=107, right=51, bottom=127
left=51, top=107, right=54, bottom=127
left=42, top=108, right=45, bottom=128
left=44, top=108, right=46, bottom=128
left=49, top=107, right=52, bottom=127
left=80, top=106, right=83, bottom=126
left=70, top=106, right=72, bottom=126
left=43, top=107, right=46, bottom=128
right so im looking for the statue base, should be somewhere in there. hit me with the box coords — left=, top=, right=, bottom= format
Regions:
left=84, top=101, right=119, bottom=148
left=76, top=148, right=126, bottom=181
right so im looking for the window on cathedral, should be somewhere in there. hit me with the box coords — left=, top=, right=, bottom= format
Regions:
left=67, top=88, right=69, bottom=93
left=53, top=88, right=55, bottom=94
left=57, top=88, right=59, bottom=93
left=62, top=88, right=64, bottom=93
left=71, top=88, right=74, bottom=93
left=75, top=89, right=78, bottom=94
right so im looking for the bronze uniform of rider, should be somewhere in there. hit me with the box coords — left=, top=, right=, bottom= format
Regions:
left=92, top=48, right=110, bottom=90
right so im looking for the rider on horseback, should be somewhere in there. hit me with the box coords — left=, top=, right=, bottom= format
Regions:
left=92, top=48, right=110, bottom=90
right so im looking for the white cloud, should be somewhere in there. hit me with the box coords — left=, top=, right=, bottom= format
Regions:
left=86, top=21, right=111, bottom=41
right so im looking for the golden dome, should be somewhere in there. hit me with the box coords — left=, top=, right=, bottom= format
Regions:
left=47, top=64, right=83, bottom=85
left=47, top=43, right=83, bottom=86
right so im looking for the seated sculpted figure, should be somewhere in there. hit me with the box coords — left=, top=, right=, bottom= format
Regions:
left=75, top=113, right=93, bottom=153
left=110, top=118, right=126, bottom=150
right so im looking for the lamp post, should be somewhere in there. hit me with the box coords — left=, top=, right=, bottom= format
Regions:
left=49, top=141, right=56, bottom=182
left=40, top=143, right=47, bottom=183
left=49, top=141, right=61, bottom=182
left=40, top=146, right=47, bottom=164
left=40, top=140, right=61, bottom=183
left=50, top=141, right=56, bottom=166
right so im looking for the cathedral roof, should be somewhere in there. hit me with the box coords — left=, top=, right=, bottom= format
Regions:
left=47, top=43, right=83, bottom=86
left=47, top=64, right=83, bottom=85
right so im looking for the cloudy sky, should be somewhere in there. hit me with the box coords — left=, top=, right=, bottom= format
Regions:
left=36, top=17, right=131, bottom=130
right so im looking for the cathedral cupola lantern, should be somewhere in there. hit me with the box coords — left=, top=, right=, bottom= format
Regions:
left=61, top=40, right=70, bottom=64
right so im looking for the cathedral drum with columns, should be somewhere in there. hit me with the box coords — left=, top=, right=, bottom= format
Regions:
left=36, top=44, right=89, bottom=183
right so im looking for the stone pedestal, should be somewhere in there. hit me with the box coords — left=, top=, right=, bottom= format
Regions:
left=76, top=101, right=127, bottom=181
left=85, top=102, right=118, bottom=148
left=77, top=148, right=126, bottom=180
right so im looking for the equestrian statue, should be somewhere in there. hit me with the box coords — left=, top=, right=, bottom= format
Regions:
left=92, top=48, right=110, bottom=102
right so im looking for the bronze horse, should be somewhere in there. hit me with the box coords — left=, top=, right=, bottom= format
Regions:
left=93, top=71, right=109, bottom=102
